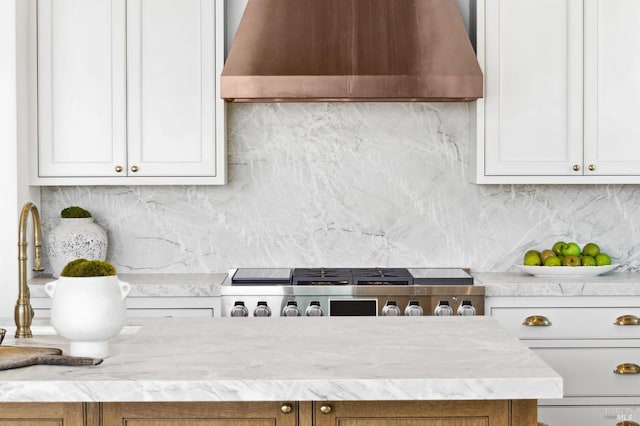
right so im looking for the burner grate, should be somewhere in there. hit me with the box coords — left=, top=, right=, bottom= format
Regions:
left=292, top=268, right=353, bottom=285
left=353, top=268, right=413, bottom=285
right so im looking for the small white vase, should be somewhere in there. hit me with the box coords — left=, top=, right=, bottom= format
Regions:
left=47, top=217, right=108, bottom=278
left=44, top=276, right=131, bottom=358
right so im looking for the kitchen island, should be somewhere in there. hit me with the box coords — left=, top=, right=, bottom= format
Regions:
left=0, top=316, right=562, bottom=425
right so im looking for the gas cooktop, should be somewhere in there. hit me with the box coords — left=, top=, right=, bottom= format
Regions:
left=229, top=268, right=474, bottom=286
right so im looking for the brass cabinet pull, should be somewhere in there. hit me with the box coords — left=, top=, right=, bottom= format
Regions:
left=319, top=404, right=332, bottom=414
left=588, top=164, right=596, bottom=171
left=131, top=165, right=139, bottom=173
left=280, top=403, right=293, bottom=414
left=115, top=165, right=123, bottom=173
left=615, top=315, right=640, bottom=326
left=614, top=363, right=640, bottom=374
left=523, top=315, right=551, bottom=326
left=572, top=164, right=580, bottom=171
left=618, top=421, right=640, bottom=426
left=537, top=422, right=549, bottom=426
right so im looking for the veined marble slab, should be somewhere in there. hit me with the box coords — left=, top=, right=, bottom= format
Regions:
left=0, top=316, right=562, bottom=402
left=28, top=271, right=640, bottom=299
left=475, top=271, right=640, bottom=297
left=28, top=273, right=227, bottom=298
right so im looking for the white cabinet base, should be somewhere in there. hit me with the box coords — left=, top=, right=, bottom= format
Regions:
left=487, top=295, right=640, bottom=425
left=539, top=404, right=640, bottom=426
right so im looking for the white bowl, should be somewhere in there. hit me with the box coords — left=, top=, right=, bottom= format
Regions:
left=514, top=264, right=620, bottom=278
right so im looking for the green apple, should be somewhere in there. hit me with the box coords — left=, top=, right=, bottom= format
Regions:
left=581, top=255, right=596, bottom=266
left=543, top=256, right=561, bottom=266
left=595, top=253, right=612, bottom=266
left=561, top=255, right=581, bottom=266
left=552, top=241, right=567, bottom=256
left=540, top=249, right=556, bottom=263
left=524, top=252, right=542, bottom=266
left=582, top=242, right=600, bottom=257
left=561, top=242, right=581, bottom=257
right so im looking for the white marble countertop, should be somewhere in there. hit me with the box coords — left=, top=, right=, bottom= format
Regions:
left=0, top=316, right=562, bottom=403
left=29, top=273, right=227, bottom=298
left=475, top=271, right=640, bottom=297
left=28, top=271, right=640, bottom=299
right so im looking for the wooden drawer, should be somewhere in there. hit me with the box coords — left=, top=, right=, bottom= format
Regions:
left=491, top=307, right=640, bottom=339
left=538, top=404, right=640, bottom=426
left=534, top=347, right=640, bottom=397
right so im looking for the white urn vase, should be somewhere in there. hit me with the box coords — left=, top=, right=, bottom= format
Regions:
left=44, top=276, right=131, bottom=358
left=47, top=218, right=108, bottom=278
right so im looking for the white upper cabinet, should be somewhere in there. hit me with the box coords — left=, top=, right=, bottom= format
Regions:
left=35, top=0, right=226, bottom=185
left=472, top=0, right=640, bottom=184
left=37, top=0, right=127, bottom=178
left=583, top=0, right=640, bottom=176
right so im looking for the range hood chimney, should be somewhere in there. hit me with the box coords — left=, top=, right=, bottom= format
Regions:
left=221, top=0, right=483, bottom=102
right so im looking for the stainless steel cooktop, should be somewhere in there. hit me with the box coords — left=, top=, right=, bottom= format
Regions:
left=228, top=267, right=475, bottom=286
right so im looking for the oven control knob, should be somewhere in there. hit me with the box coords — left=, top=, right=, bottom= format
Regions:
left=230, top=301, right=249, bottom=317
left=457, top=300, right=476, bottom=316
left=434, top=301, right=453, bottom=316
left=253, top=301, right=272, bottom=317
left=305, top=301, right=324, bottom=316
left=382, top=300, right=401, bottom=316
left=404, top=300, right=424, bottom=316
left=282, top=300, right=302, bottom=317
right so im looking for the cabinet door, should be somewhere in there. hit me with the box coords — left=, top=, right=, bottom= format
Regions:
left=313, top=400, right=512, bottom=426
left=102, top=402, right=298, bottom=426
left=584, top=0, right=640, bottom=175
left=0, top=403, right=84, bottom=426
left=37, top=0, right=127, bottom=177
left=483, top=0, right=583, bottom=176
left=126, top=0, right=218, bottom=177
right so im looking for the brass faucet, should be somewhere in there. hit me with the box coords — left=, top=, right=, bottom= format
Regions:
left=15, top=202, right=45, bottom=338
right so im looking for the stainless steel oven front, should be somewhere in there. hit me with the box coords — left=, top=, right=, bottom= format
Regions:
left=220, top=268, right=485, bottom=317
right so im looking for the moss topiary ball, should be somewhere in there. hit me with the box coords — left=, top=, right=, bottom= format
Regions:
left=60, top=206, right=92, bottom=218
left=60, top=259, right=116, bottom=277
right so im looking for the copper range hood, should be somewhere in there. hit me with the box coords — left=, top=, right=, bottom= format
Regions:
left=221, top=0, right=483, bottom=102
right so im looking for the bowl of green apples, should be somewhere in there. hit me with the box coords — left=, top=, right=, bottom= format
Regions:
left=514, top=241, right=619, bottom=278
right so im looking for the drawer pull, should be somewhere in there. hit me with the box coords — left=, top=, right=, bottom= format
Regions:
left=523, top=315, right=551, bottom=326
left=617, top=421, right=640, bottom=426
left=280, top=403, right=293, bottom=414
left=614, top=363, right=640, bottom=375
left=615, top=315, right=640, bottom=326
left=319, top=404, right=332, bottom=414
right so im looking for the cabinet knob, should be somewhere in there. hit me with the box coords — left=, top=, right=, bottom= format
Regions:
left=588, top=164, right=596, bottom=171
left=572, top=164, right=580, bottom=172
left=131, top=165, right=139, bottom=173
left=319, top=404, right=332, bottom=414
left=523, top=315, right=551, bottom=326
left=280, top=403, right=293, bottom=414
left=618, top=421, right=640, bottom=426
left=614, top=363, right=640, bottom=375
left=115, top=165, right=123, bottom=173
left=614, top=315, right=639, bottom=326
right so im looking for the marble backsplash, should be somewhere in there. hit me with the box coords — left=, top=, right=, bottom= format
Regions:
left=40, top=103, right=640, bottom=273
